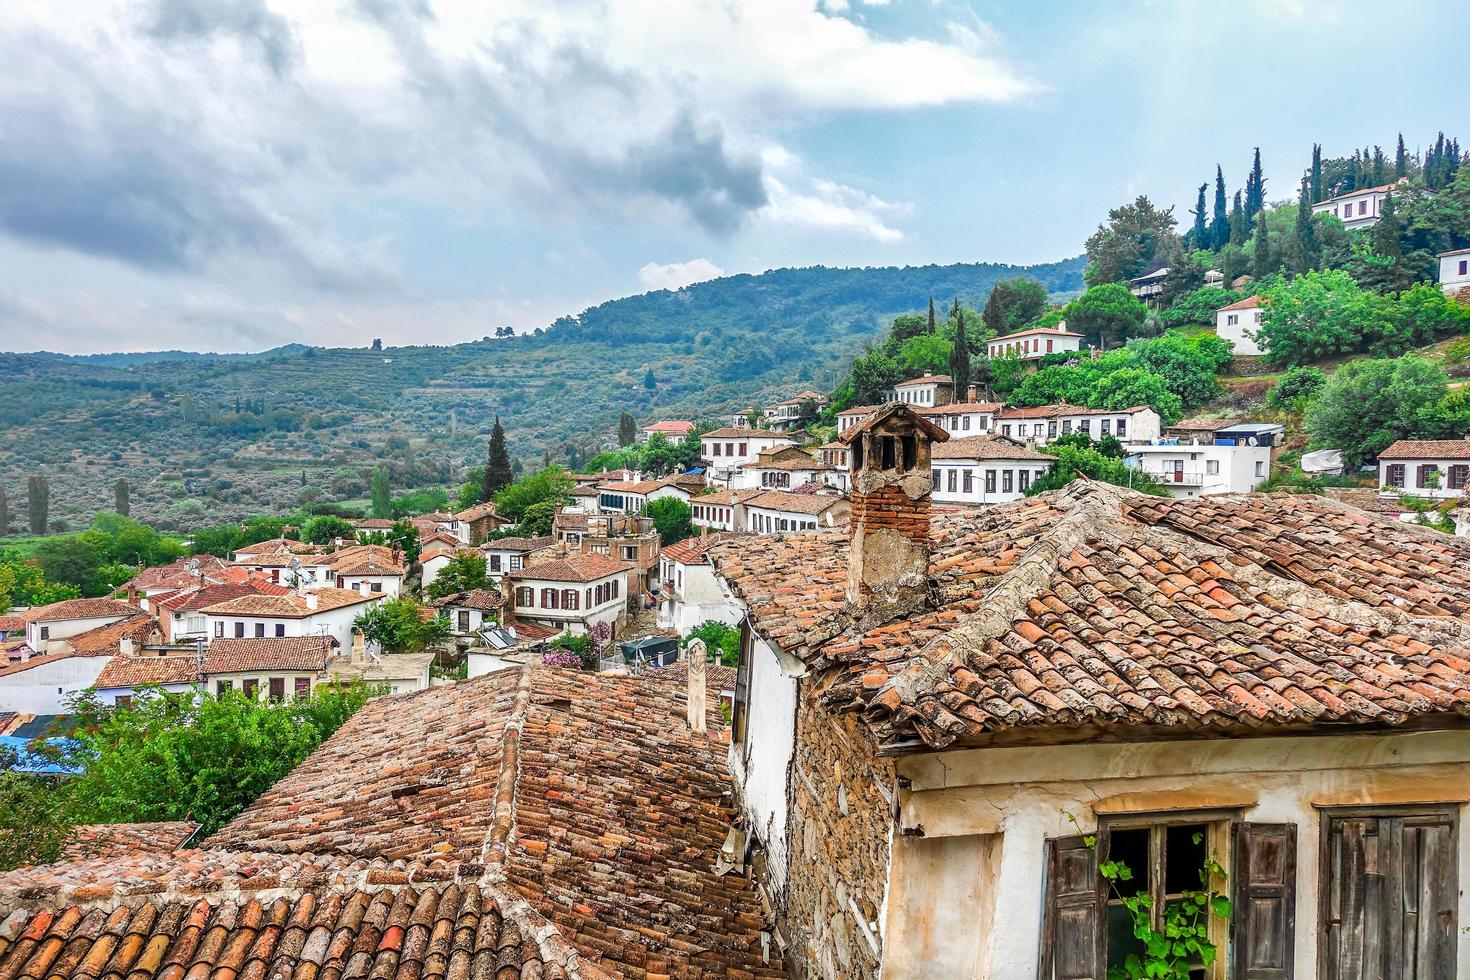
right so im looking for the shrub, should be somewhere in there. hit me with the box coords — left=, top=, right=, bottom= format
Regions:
left=1267, top=366, right=1327, bottom=409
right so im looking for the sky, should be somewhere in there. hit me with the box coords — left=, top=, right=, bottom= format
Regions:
left=0, top=0, right=1461, bottom=354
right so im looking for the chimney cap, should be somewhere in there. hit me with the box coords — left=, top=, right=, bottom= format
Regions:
left=836, top=402, right=950, bottom=448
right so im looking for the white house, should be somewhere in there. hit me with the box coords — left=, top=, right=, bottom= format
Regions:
left=995, top=404, right=1162, bottom=445
left=931, top=435, right=1056, bottom=505
left=814, top=442, right=852, bottom=493
left=1378, top=439, right=1470, bottom=500
left=418, top=542, right=468, bottom=591
left=690, top=489, right=763, bottom=532
left=230, top=539, right=321, bottom=563
left=21, top=598, right=139, bottom=656
left=596, top=478, right=691, bottom=515
left=0, top=653, right=113, bottom=714
left=699, top=428, right=799, bottom=488
left=480, top=535, right=560, bottom=576
left=505, top=554, right=633, bottom=637
left=326, top=545, right=406, bottom=597
left=1312, top=182, right=1396, bottom=229
left=200, top=635, right=339, bottom=700
left=916, top=400, right=1002, bottom=437
left=742, top=490, right=849, bottom=534
left=762, top=390, right=827, bottom=431
left=986, top=324, right=1084, bottom=361
left=1440, top=248, right=1470, bottom=297
left=887, top=373, right=953, bottom=407
left=835, top=405, right=882, bottom=436
left=1127, top=267, right=1169, bottom=303
left=656, top=534, right=743, bottom=635
left=732, top=446, right=833, bottom=491
left=638, top=420, right=695, bottom=443
left=200, top=588, right=381, bottom=651
left=432, top=588, right=502, bottom=640
left=90, top=656, right=199, bottom=708
left=1129, top=442, right=1272, bottom=496
left=1216, top=294, right=1266, bottom=356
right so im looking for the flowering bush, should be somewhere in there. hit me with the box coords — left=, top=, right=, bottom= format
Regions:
left=542, top=647, right=582, bottom=669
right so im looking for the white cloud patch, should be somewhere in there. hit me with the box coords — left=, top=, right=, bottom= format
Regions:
left=637, top=258, right=728, bottom=291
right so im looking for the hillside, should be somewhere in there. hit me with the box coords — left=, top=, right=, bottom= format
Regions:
left=0, top=257, right=1084, bottom=532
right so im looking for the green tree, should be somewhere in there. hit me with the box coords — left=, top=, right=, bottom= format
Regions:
left=1310, top=143, right=1323, bottom=203
left=987, top=350, right=1030, bottom=399
left=1251, top=216, right=1273, bottom=278
left=643, top=368, right=657, bottom=390
left=848, top=347, right=903, bottom=404
left=493, top=466, right=573, bottom=523
left=483, top=417, right=514, bottom=500
left=36, top=536, right=104, bottom=595
left=1187, top=183, right=1208, bottom=249
left=1256, top=269, right=1378, bottom=366
left=949, top=309, right=972, bottom=394
left=1084, top=196, right=1179, bottom=285
left=62, top=684, right=375, bottom=836
left=355, top=598, right=451, bottom=654
left=1245, top=147, right=1266, bottom=225
left=1159, top=286, right=1241, bottom=330
left=1267, top=366, right=1327, bottom=409
left=683, top=620, right=741, bottom=667
left=1064, top=284, right=1149, bottom=350
left=387, top=520, right=419, bottom=561
left=517, top=500, right=558, bottom=537
left=1307, top=356, right=1450, bottom=465
left=897, top=332, right=952, bottom=374
left=1292, top=177, right=1321, bottom=272
left=299, top=514, right=356, bottom=545
left=647, top=497, right=695, bottom=546
left=982, top=277, right=1049, bottom=335
left=1026, top=444, right=1170, bottom=497
left=114, top=479, right=130, bottom=517
left=1395, top=133, right=1408, bottom=179
left=0, top=746, right=74, bottom=871
left=1229, top=191, right=1247, bottom=247
left=370, top=469, right=392, bottom=520
left=1210, top=165, right=1230, bottom=249
left=617, top=411, right=637, bottom=447
left=426, top=552, right=491, bottom=599
left=1091, top=368, right=1183, bottom=423
left=1128, top=331, right=1233, bottom=409
left=26, top=475, right=48, bottom=535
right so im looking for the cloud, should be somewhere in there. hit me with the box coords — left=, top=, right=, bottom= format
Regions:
left=637, top=258, right=727, bottom=291
left=144, top=0, right=298, bottom=76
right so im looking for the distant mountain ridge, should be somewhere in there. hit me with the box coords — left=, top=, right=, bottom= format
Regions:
left=0, top=256, right=1085, bottom=531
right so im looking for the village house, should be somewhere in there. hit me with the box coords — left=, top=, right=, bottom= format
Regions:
left=709, top=402, right=1470, bottom=980
left=200, top=635, right=340, bottom=700
left=886, top=372, right=953, bottom=407
left=1131, top=418, right=1282, bottom=497
left=986, top=323, right=1085, bottom=360
left=417, top=539, right=469, bottom=590
left=465, top=619, right=561, bottom=677
left=117, top=555, right=234, bottom=604
left=995, top=403, right=1162, bottom=445
left=325, top=543, right=406, bottom=596
left=453, top=500, right=507, bottom=544
left=1378, top=438, right=1470, bottom=500
left=432, top=587, right=502, bottom=643
left=505, top=553, right=634, bottom=637
left=1216, top=294, right=1266, bottom=356
left=816, top=442, right=852, bottom=493
left=229, top=538, right=321, bottom=563
left=21, top=597, right=140, bottom=656
left=200, top=587, right=380, bottom=650
left=931, top=434, right=1056, bottom=505
left=1440, top=247, right=1470, bottom=298
left=657, top=532, right=743, bottom=634
left=557, top=513, right=662, bottom=597
left=1312, top=182, right=1399, bottom=229
left=743, top=489, right=850, bottom=534
left=691, top=488, right=764, bottom=532
left=763, top=390, right=827, bottom=431
left=596, top=476, right=691, bottom=514
left=147, top=580, right=291, bottom=642
left=701, top=427, right=801, bottom=487
left=482, top=533, right=561, bottom=576
left=0, top=663, right=782, bottom=979
left=90, top=655, right=200, bottom=707
left=1127, top=266, right=1169, bottom=303
left=0, top=612, right=159, bottom=713
left=916, top=398, right=1003, bottom=436
left=835, top=404, right=883, bottom=435
left=638, top=419, right=696, bottom=442
left=735, top=445, right=834, bottom=491
left=323, top=646, right=435, bottom=694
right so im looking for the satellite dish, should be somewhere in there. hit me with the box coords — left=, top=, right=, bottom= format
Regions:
left=1246, top=437, right=1259, bottom=446
left=186, top=558, right=200, bottom=575
left=288, top=557, right=302, bottom=570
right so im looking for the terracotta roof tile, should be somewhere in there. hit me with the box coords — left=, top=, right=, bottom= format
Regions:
left=20, top=598, right=137, bottom=625
left=1378, top=439, right=1470, bottom=460
left=92, top=655, right=199, bottom=689
left=699, top=427, right=796, bottom=440
left=713, top=481, right=1470, bottom=750
left=932, top=435, right=1056, bottom=462
left=65, top=615, right=160, bottom=656
left=507, top=554, right=632, bottom=584
left=430, top=588, right=502, bottom=611
left=744, top=490, right=848, bottom=516
left=1217, top=294, right=1263, bottom=312
left=199, top=588, right=377, bottom=618
left=155, top=582, right=289, bottom=613
left=57, top=822, right=199, bottom=863
left=201, top=636, right=338, bottom=674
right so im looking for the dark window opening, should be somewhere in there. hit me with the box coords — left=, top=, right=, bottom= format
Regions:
left=900, top=435, right=917, bottom=471
left=881, top=436, right=896, bottom=471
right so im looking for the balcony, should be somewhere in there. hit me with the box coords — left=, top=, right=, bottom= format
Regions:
left=1142, top=468, right=1207, bottom=487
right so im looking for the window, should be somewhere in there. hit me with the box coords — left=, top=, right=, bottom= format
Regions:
left=234, top=622, right=245, bottom=638
left=962, top=469, right=973, bottom=494
left=947, top=469, right=957, bottom=492
left=1227, top=314, right=1239, bottom=326
left=1047, top=338, right=1054, bottom=353
left=1255, top=461, right=1266, bottom=477
left=1358, top=200, right=1367, bottom=215
left=726, top=442, right=735, bottom=456
left=1018, top=469, right=1031, bottom=492
left=294, top=677, right=310, bottom=698
left=985, top=470, right=997, bottom=494
left=1115, top=418, right=1127, bottom=437
left=1322, top=808, right=1457, bottom=979
left=243, top=678, right=258, bottom=698
left=1387, top=463, right=1406, bottom=488
left=1080, top=420, right=1090, bottom=434
left=732, top=621, right=752, bottom=751
left=711, top=443, right=722, bottom=456
left=611, top=578, right=619, bottom=598
left=541, top=588, right=558, bottom=609
left=1101, top=419, right=1111, bottom=436
left=962, top=415, right=971, bottom=431
left=1002, top=469, right=1014, bottom=494
left=255, top=622, right=265, bottom=638
left=115, top=694, right=132, bottom=709
left=510, top=556, right=523, bottom=571
left=1062, top=420, right=1072, bottom=435
left=1048, top=421, right=1058, bottom=438
left=623, top=545, right=638, bottom=561
left=489, top=554, right=502, bottom=572
left=268, top=677, right=285, bottom=701
left=216, top=680, right=232, bottom=696
left=562, top=589, right=578, bottom=610
left=370, top=583, right=383, bottom=593
left=516, top=587, right=533, bottom=607
left=39, top=625, right=50, bottom=641
left=1460, top=260, right=1468, bottom=276
left=1449, top=464, right=1468, bottom=490
left=932, top=468, right=941, bottom=490
left=214, top=621, right=224, bottom=638
left=739, top=443, right=747, bottom=456
left=1417, top=464, right=1440, bottom=489
left=457, top=610, right=470, bottom=632
left=1206, top=459, right=1220, bottom=475
left=1001, top=424, right=1012, bottom=437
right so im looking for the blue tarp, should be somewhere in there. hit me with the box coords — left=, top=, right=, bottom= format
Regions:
left=0, top=735, right=81, bottom=776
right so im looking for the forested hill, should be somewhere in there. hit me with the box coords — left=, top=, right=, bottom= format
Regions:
left=0, top=257, right=1084, bottom=531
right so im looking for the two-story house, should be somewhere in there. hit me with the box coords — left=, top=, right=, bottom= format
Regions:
left=638, top=419, right=696, bottom=443
left=657, top=533, right=743, bottom=634
left=700, top=428, right=800, bottom=488
left=1312, top=182, right=1397, bottom=230
left=742, top=490, right=849, bottom=534
left=887, top=373, right=953, bottom=407
left=1130, top=419, right=1281, bottom=497
left=596, top=477, right=691, bottom=515
left=690, top=489, right=764, bottom=532
left=505, top=554, right=633, bottom=637
left=1216, top=294, right=1266, bottom=355
left=22, top=598, right=140, bottom=656
left=148, top=581, right=291, bottom=643
left=200, top=588, right=381, bottom=651
left=995, top=404, right=1162, bottom=445
left=986, top=323, right=1085, bottom=360
left=432, top=588, right=502, bottom=643
left=763, top=390, right=827, bottom=431
left=481, top=534, right=561, bottom=577
left=1440, top=247, right=1470, bottom=298
left=735, top=446, right=834, bottom=491
left=916, top=400, right=1002, bottom=437
left=931, top=434, right=1055, bottom=505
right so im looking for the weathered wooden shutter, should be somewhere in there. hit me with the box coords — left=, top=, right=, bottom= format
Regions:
left=1038, top=835, right=1102, bottom=980
left=1231, top=823, right=1296, bottom=980
left=1396, top=813, right=1457, bottom=980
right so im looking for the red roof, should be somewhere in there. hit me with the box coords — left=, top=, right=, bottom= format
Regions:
left=894, top=374, right=953, bottom=387
left=1217, top=294, right=1263, bottom=312
left=640, top=420, right=695, bottom=434
left=991, top=324, right=1083, bottom=341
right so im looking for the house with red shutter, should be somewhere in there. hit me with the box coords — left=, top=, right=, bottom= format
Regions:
left=1378, top=438, right=1470, bottom=501
left=708, top=402, right=1470, bottom=980
left=505, top=553, right=633, bottom=638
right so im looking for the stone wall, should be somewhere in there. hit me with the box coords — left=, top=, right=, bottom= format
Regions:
left=782, top=679, right=896, bottom=979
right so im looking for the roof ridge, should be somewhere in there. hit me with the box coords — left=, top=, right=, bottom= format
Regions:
left=479, top=664, right=537, bottom=867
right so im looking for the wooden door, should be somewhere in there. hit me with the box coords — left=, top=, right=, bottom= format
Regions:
left=1321, top=809, right=1458, bottom=980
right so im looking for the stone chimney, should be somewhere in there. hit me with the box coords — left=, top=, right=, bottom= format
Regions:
left=685, top=638, right=707, bottom=734
left=304, top=590, right=319, bottom=611
left=966, top=383, right=979, bottom=403
left=119, top=635, right=135, bottom=657
left=838, top=403, right=948, bottom=619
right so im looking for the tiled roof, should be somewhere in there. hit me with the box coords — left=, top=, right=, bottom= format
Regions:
left=155, top=581, right=289, bottom=613
left=661, top=533, right=741, bottom=566
left=64, top=614, right=159, bottom=656
left=325, top=651, right=437, bottom=686
left=1318, top=182, right=1397, bottom=202
left=991, top=325, right=1083, bottom=340
left=713, top=480, right=1470, bottom=751
left=744, top=490, right=847, bottom=516
left=200, top=588, right=377, bottom=618
left=57, top=821, right=198, bottom=862
left=598, top=480, right=669, bottom=494
left=894, top=374, right=953, bottom=387
left=507, top=554, right=632, bottom=584
left=996, top=403, right=1151, bottom=420
left=431, top=588, right=503, bottom=611
left=0, top=617, right=22, bottom=635
left=120, top=557, right=231, bottom=593
left=932, top=435, right=1056, bottom=462
left=740, top=454, right=830, bottom=472
left=1217, top=294, right=1263, bottom=312
left=640, top=420, right=695, bottom=434
left=693, top=489, right=763, bottom=508
left=915, top=401, right=1005, bottom=415
left=699, top=427, right=796, bottom=440
left=0, top=651, right=96, bottom=679
left=1377, top=439, right=1470, bottom=460
left=455, top=501, right=500, bottom=522
left=92, top=655, right=200, bottom=690
left=233, top=538, right=321, bottom=555
left=326, top=544, right=404, bottom=576
left=838, top=401, right=949, bottom=446
left=568, top=484, right=600, bottom=496
left=20, top=598, right=138, bottom=625
left=231, top=550, right=309, bottom=568
left=1168, top=416, right=1230, bottom=432
left=483, top=535, right=559, bottom=552
left=835, top=404, right=884, bottom=417
left=202, top=636, right=338, bottom=674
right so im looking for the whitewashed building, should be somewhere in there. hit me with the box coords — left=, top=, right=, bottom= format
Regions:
left=505, top=554, right=633, bottom=637
left=656, top=534, right=742, bottom=635
left=1378, top=439, right=1470, bottom=500
left=699, top=428, right=799, bottom=488
left=995, top=404, right=1161, bottom=446
left=887, top=373, right=953, bottom=407
left=742, top=490, right=849, bottom=534
left=1440, top=248, right=1470, bottom=297
left=733, top=446, right=833, bottom=491
left=200, top=588, right=381, bottom=651
left=987, top=324, right=1084, bottom=361
left=21, top=598, right=139, bottom=657
left=1216, top=294, right=1266, bottom=356
left=931, top=435, right=1055, bottom=506
left=916, top=400, right=1002, bottom=437
left=1312, top=182, right=1396, bottom=230
left=690, top=489, right=763, bottom=532
left=637, top=420, right=695, bottom=443
left=481, top=535, right=560, bottom=576
left=596, top=478, right=691, bottom=515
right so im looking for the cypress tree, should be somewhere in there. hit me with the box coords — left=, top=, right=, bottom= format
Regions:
left=1395, top=133, right=1408, bottom=179
left=927, top=296, right=936, bottom=333
left=1251, top=215, right=1272, bottom=279
left=617, top=411, right=637, bottom=447
left=1189, top=183, right=1208, bottom=249
left=0, top=484, right=8, bottom=537
left=1245, top=148, right=1265, bottom=226
left=114, top=478, right=130, bottom=517
left=981, top=285, right=1006, bottom=336
left=26, top=475, right=47, bottom=535
left=1210, top=166, right=1230, bottom=250
left=950, top=297, right=960, bottom=320
left=370, top=469, right=392, bottom=519
left=483, top=417, right=513, bottom=499
left=948, top=309, right=971, bottom=397
left=1371, top=146, right=1386, bottom=185
left=1294, top=177, right=1319, bottom=272
left=1229, top=191, right=1247, bottom=247
left=1371, top=192, right=1404, bottom=263
left=643, top=368, right=656, bottom=390
left=1310, top=144, right=1323, bottom=203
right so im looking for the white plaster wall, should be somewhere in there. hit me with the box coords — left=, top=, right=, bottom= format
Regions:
left=1216, top=307, right=1265, bottom=356
left=730, top=633, right=799, bottom=898
left=1378, top=456, right=1470, bottom=499
left=337, top=574, right=403, bottom=598
left=1440, top=253, right=1470, bottom=293
left=0, top=656, right=110, bottom=712
left=93, top=682, right=194, bottom=706
left=420, top=553, right=451, bottom=588
left=888, top=730, right=1470, bottom=980
left=931, top=462, right=1050, bottom=506
left=27, top=614, right=130, bottom=655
